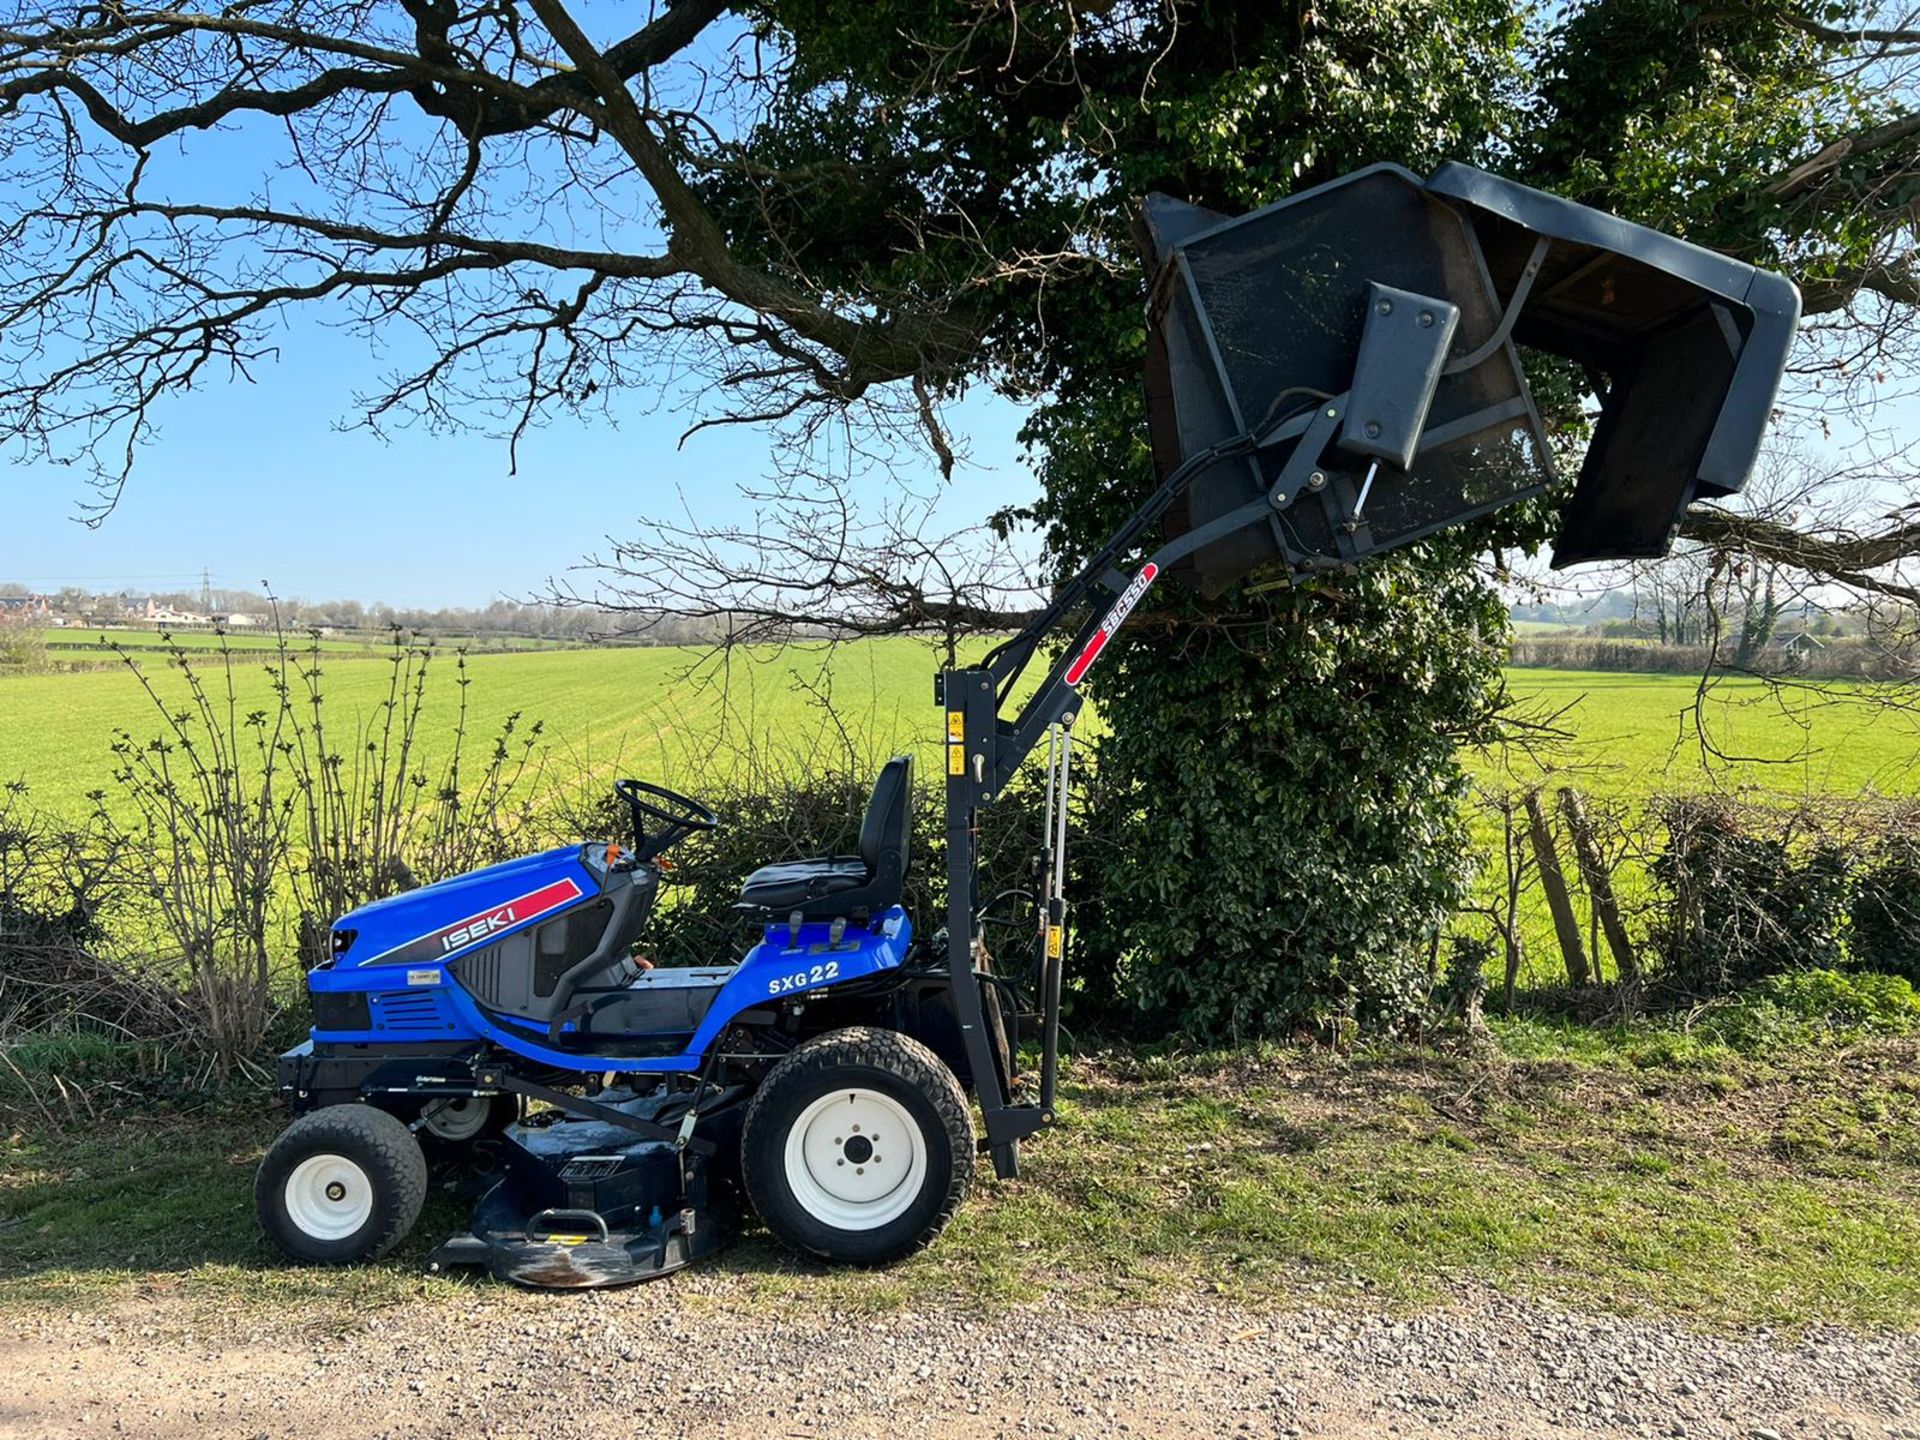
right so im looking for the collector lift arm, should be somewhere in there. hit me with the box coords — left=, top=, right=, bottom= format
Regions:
left=937, top=399, right=1349, bottom=1178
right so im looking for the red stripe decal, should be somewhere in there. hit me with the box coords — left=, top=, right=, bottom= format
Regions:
left=436, top=877, right=584, bottom=953
left=1065, top=563, right=1158, bottom=687
left=369, top=876, right=587, bottom=963
left=1064, top=632, right=1109, bottom=687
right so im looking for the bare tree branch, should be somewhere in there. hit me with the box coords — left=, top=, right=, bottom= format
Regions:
left=563, top=459, right=1047, bottom=659
left=0, top=1, right=1073, bottom=511
left=1680, top=503, right=1920, bottom=606
left=1800, top=260, right=1920, bottom=314
left=1765, top=110, right=1920, bottom=200
left=1781, top=12, right=1920, bottom=48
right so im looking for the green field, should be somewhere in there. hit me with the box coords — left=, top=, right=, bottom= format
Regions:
left=4, top=641, right=1915, bottom=814
left=0, top=636, right=959, bottom=812
left=3, top=639, right=1915, bottom=993
left=1491, top=668, right=1920, bottom=798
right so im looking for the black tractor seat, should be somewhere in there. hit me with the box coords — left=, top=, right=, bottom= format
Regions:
left=737, top=755, right=912, bottom=919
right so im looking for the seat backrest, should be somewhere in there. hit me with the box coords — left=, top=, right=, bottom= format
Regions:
left=858, top=755, right=913, bottom=878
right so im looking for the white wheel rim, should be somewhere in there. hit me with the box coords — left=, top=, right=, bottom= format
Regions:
left=782, top=1087, right=929, bottom=1232
left=284, top=1153, right=374, bottom=1241
left=419, top=1096, right=491, bottom=1142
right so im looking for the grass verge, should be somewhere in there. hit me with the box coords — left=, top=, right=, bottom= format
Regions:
left=6, top=1033, right=1920, bottom=1329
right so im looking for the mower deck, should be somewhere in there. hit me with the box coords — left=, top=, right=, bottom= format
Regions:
left=428, top=1089, right=738, bottom=1289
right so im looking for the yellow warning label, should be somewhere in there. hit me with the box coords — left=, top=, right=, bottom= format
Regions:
left=947, top=710, right=966, bottom=741
left=948, top=743, right=966, bottom=776
left=1045, top=926, right=1063, bottom=960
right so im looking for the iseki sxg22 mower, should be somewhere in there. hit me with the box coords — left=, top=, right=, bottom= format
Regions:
left=257, top=161, right=1799, bottom=1288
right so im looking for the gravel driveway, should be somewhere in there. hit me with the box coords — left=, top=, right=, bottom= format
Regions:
left=5, top=1280, right=1918, bottom=1439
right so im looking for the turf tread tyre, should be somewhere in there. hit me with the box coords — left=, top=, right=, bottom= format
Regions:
left=256, top=1104, right=428, bottom=1264
left=742, top=1026, right=973, bottom=1265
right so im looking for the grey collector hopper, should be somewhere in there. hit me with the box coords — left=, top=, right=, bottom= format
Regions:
left=1141, top=162, right=1800, bottom=595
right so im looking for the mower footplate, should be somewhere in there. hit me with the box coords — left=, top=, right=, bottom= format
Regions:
left=430, top=1184, right=727, bottom=1289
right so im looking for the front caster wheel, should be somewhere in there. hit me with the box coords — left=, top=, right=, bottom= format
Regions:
left=256, top=1105, right=428, bottom=1264
left=414, top=1098, right=518, bottom=1144
left=403, top=1093, right=520, bottom=1149
left=742, top=1027, right=974, bottom=1265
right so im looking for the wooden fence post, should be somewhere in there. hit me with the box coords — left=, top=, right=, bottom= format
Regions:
left=1558, top=786, right=1640, bottom=981
left=1524, top=788, right=1591, bottom=986
left=1498, top=794, right=1525, bottom=1013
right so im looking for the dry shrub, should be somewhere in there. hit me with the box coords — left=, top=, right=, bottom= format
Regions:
left=0, top=785, right=187, bottom=1043
left=94, top=625, right=552, bottom=1073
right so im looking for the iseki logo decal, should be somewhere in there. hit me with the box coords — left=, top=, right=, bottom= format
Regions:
left=364, top=877, right=585, bottom=967
left=442, top=909, right=518, bottom=952
left=1065, top=563, right=1158, bottom=687
left=430, top=878, right=582, bottom=954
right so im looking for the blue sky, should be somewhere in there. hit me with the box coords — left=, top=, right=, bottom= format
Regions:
left=0, top=325, right=1038, bottom=610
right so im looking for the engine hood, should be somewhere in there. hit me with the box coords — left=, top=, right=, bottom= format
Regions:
left=332, top=845, right=603, bottom=970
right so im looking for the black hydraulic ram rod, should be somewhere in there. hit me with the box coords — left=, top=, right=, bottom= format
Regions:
left=1038, top=718, right=1072, bottom=1113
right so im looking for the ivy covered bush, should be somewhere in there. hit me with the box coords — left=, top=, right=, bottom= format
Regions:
left=1061, top=561, right=1512, bottom=1042
left=1652, top=799, right=1853, bottom=992
left=1851, top=840, right=1920, bottom=983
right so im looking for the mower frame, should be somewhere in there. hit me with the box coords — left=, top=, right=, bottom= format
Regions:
left=256, top=157, right=1798, bottom=1281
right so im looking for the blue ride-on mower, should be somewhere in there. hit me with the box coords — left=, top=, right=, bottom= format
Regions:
left=257, top=160, right=1799, bottom=1287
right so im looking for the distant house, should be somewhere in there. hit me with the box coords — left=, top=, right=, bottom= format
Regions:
left=217, top=612, right=266, bottom=629
left=1778, top=630, right=1826, bottom=657
left=137, top=598, right=212, bottom=627
left=0, top=594, right=52, bottom=618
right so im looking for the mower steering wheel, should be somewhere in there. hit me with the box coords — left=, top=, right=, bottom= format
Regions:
left=613, top=778, right=720, bottom=861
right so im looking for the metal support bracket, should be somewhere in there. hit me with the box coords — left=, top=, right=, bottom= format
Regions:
left=473, top=1067, right=718, bottom=1157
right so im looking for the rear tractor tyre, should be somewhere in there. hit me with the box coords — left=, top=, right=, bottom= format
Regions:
left=742, top=1026, right=973, bottom=1265
left=256, top=1105, right=428, bottom=1264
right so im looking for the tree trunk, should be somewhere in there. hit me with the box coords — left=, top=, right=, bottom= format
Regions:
left=1558, top=787, right=1640, bottom=981
left=1524, top=789, right=1590, bottom=986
